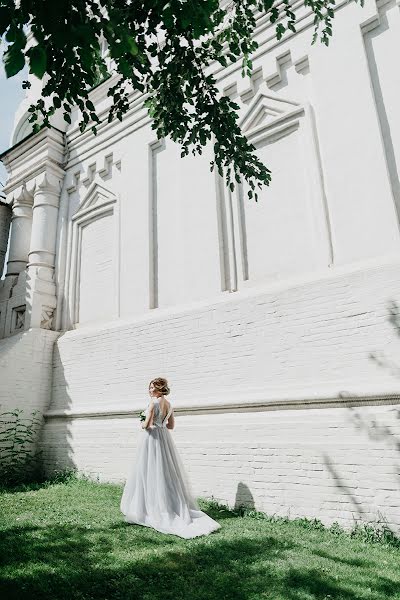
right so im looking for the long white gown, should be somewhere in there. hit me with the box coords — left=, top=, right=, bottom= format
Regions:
left=120, top=398, right=221, bottom=539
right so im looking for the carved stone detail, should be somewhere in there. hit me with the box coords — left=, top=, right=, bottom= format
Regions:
left=41, top=306, right=55, bottom=330
left=11, top=305, right=25, bottom=332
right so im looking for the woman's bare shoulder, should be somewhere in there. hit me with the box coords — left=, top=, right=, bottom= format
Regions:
left=161, top=398, right=172, bottom=412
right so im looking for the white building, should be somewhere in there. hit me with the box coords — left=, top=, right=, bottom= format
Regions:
left=1, top=0, right=400, bottom=531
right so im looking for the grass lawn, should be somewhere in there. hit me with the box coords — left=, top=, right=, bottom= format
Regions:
left=0, top=477, right=399, bottom=600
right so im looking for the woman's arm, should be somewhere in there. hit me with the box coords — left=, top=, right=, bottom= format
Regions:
left=142, top=401, right=154, bottom=429
left=166, top=411, right=175, bottom=430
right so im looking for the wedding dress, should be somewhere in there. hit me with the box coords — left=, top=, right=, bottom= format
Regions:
left=120, top=398, right=221, bottom=539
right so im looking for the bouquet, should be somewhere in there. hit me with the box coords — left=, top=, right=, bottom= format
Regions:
left=139, top=410, right=147, bottom=422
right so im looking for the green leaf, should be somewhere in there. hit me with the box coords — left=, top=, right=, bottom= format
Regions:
left=28, top=45, right=47, bottom=79
left=3, top=44, right=25, bottom=78
left=127, top=37, right=138, bottom=56
left=0, top=6, right=12, bottom=36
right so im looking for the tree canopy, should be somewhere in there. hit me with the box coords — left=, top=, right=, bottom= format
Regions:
left=0, top=0, right=362, bottom=198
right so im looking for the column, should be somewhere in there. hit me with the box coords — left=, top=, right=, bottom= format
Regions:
left=25, top=169, right=64, bottom=330
left=5, top=185, right=33, bottom=276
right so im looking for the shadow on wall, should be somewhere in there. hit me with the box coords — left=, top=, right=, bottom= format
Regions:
left=39, top=333, right=75, bottom=477
left=369, top=300, right=400, bottom=381
left=322, top=300, right=400, bottom=530
left=234, top=481, right=255, bottom=510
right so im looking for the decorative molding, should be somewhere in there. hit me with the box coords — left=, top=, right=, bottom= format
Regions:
left=265, top=50, right=292, bottom=89
left=237, top=90, right=334, bottom=273
left=294, top=55, right=310, bottom=75
left=148, top=139, right=165, bottom=309
left=62, top=160, right=122, bottom=330
left=81, top=153, right=117, bottom=187
left=239, top=90, right=300, bottom=137
left=212, top=0, right=348, bottom=84
left=72, top=180, right=116, bottom=220
left=11, top=305, right=25, bottom=332
left=41, top=306, right=55, bottom=330
left=66, top=171, right=81, bottom=195
left=82, top=163, right=97, bottom=187
left=361, top=0, right=400, bottom=227
left=68, top=179, right=119, bottom=326
left=235, top=182, right=249, bottom=282
left=1, top=272, right=27, bottom=337
left=239, top=66, right=264, bottom=103
left=0, top=303, right=4, bottom=339
left=98, top=154, right=114, bottom=180
left=214, top=168, right=230, bottom=292
left=240, top=91, right=334, bottom=266
left=43, top=392, right=400, bottom=421
left=1, top=127, right=65, bottom=195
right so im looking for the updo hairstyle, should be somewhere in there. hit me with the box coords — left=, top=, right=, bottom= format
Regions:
left=149, top=377, right=170, bottom=396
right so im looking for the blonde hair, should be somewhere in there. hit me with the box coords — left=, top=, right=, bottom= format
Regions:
left=149, top=377, right=170, bottom=396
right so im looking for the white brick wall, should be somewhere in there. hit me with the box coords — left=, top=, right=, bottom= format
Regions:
left=50, top=257, right=400, bottom=414
left=42, top=404, right=400, bottom=531
left=41, top=258, right=400, bottom=531
left=0, top=329, right=59, bottom=449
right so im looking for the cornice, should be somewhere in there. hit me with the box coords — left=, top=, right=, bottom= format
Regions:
left=60, top=0, right=359, bottom=169
left=1, top=127, right=66, bottom=195
left=0, top=125, right=64, bottom=163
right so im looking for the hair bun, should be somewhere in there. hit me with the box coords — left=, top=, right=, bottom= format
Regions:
left=149, top=377, right=170, bottom=395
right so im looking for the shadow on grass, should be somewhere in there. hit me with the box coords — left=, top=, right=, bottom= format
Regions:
left=313, top=548, right=373, bottom=568
left=0, top=469, right=81, bottom=495
left=0, top=520, right=399, bottom=600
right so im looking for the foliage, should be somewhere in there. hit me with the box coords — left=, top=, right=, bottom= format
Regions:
left=0, top=408, right=42, bottom=486
left=201, top=497, right=400, bottom=549
left=0, top=0, right=363, bottom=199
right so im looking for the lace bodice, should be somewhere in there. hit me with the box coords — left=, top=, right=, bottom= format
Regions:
left=150, top=398, right=173, bottom=428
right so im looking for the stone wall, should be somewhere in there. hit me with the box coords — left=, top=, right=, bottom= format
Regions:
left=0, top=328, right=59, bottom=457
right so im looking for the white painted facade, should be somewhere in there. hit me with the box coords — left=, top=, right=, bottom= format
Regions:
left=1, top=0, right=400, bottom=531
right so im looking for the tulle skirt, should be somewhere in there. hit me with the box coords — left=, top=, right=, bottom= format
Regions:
left=120, top=426, right=221, bottom=539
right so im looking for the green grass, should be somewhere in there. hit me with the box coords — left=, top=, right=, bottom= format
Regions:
left=1, top=477, right=399, bottom=600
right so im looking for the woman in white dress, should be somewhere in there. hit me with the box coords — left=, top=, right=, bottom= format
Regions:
left=120, top=377, right=221, bottom=539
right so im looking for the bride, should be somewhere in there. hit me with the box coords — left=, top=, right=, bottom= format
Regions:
left=120, top=377, right=221, bottom=539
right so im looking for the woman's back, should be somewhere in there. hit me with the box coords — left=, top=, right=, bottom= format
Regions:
left=152, top=397, right=173, bottom=428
